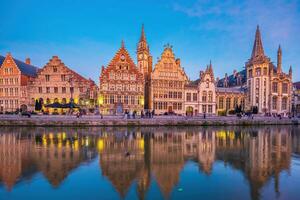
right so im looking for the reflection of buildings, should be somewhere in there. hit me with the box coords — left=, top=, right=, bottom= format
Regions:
left=98, top=127, right=295, bottom=199
left=0, top=132, right=35, bottom=190
left=33, top=132, right=97, bottom=187
left=0, top=127, right=299, bottom=200
left=0, top=129, right=98, bottom=190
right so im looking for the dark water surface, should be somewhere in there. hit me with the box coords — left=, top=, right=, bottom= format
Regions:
left=0, top=126, right=300, bottom=200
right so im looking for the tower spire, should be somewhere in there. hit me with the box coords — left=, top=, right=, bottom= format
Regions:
left=121, top=40, right=125, bottom=48
left=277, top=45, right=282, bottom=73
left=251, top=25, right=265, bottom=59
left=137, top=24, right=149, bottom=52
left=140, top=24, right=146, bottom=42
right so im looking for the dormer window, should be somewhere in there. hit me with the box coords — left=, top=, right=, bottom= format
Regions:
left=53, top=66, right=57, bottom=72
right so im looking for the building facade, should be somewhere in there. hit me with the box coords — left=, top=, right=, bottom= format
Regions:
left=99, top=42, right=145, bottom=114
left=292, top=82, right=300, bottom=116
left=0, top=53, right=38, bottom=112
left=29, top=56, right=97, bottom=113
left=184, top=63, right=217, bottom=116
left=245, top=26, right=293, bottom=115
left=150, top=45, right=189, bottom=115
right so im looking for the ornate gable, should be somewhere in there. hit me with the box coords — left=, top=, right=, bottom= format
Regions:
left=100, top=42, right=144, bottom=83
left=38, top=56, right=90, bottom=84
left=152, top=46, right=188, bottom=81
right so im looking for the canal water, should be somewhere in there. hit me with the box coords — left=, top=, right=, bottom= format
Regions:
left=0, top=126, right=300, bottom=200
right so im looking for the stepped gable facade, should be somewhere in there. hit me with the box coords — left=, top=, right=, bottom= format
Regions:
left=99, top=41, right=145, bottom=114
left=150, top=45, right=189, bottom=115
left=29, top=56, right=97, bottom=112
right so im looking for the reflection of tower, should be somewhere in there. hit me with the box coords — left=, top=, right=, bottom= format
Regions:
left=151, top=132, right=185, bottom=199
left=197, top=130, right=216, bottom=175
left=137, top=24, right=152, bottom=109
left=246, top=127, right=292, bottom=200
left=99, top=131, right=145, bottom=198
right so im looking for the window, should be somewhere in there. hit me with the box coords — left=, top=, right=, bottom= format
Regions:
left=62, top=87, right=66, bottom=93
left=124, top=96, right=129, bottom=104
left=193, top=93, right=197, bottom=102
left=206, top=80, right=209, bottom=88
left=272, top=82, right=278, bottom=93
left=202, top=91, right=207, bottom=102
left=53, top=67, right=57, bottom=72
left=282, top=83, right=288, bottom=94
left=186, top=93, right=191, bottom=101
left=219, top=97, right=224, bottom=109
left=272, top=96, right=277, bottom=110
left=46, top=87, right=50, bottom=93
left=282, top=97, right=287, bottom=110
left=61, top=75, right=66, bottom=81
left=70, top=87, right=74, bottom=93
left=202, top=105, right=207, bottom=113
left=208, top=105, right=213, bottom=113
left=234, top=97, right=238, bottom=108
left=226, top=98, right=231, bottom=110
left=248, top=69, right=253, bottom=78
left=131, top=96, right=135, bottom=105
left=110, top=95, right=114, bottom=104
left=38, top=87, right=42, bottom=93
left=208, top=92, right=213, bottom=102
left=263, top=67, right=268, bottom=75
left=45, top=75, right=50, bottom=82
left=178, top=92, right=182, bottom=99
left=54, top=87, right=58, bottom=93
left=255, top=68, right=261, bottom=76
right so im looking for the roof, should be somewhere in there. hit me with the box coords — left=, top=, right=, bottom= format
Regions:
left=0, top=55, right=39, bottom=77
left=217, top=69, right=246, bottom=87
left=216, top=86, right=245, bottom=94
left=294, top=82, right=300, bottom=90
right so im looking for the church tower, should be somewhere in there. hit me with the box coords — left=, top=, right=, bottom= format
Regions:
left=246, top=25, right=271, bottom=113
left=137, top=24, right=152, bottom=109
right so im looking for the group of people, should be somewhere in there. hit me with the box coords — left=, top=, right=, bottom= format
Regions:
left=141, top=110, right=155, bottom=119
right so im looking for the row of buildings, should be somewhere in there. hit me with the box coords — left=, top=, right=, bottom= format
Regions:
left=0, top=25, right=298, bottom=115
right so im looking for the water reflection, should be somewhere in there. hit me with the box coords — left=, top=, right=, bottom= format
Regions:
left=0, top=126, right=299, bottom=200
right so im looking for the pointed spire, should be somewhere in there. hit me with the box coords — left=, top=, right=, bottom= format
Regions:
left=137, top=24, right=149, bottom=52
left=277, top=45, right=282, bottom=73
left=140, top=24, right=146, bottom=42
left=289, top=65, right=292, bottom=76
left=251, top=25, right=265, bottom=59
left=121, top=40, right=125, bottom=48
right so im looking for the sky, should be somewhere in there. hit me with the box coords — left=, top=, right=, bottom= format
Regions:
left=0, top=0, right=299, bottom=83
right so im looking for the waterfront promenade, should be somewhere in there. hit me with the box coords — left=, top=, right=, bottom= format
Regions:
left=0, top=114, right=299, bottom=127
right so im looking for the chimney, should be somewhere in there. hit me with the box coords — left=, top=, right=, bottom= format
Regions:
left=25, top=58, right=31, bottom=65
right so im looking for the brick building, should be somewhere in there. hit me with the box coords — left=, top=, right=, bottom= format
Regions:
left=0, top=53, right=38, bottom=112
left=29, top=56, right=97, bottom=113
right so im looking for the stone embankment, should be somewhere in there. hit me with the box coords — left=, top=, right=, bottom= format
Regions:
left=0, top=115, right=299, bottom=127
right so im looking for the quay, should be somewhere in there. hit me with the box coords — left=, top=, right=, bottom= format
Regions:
left=0, top=115, right=299, bottom=127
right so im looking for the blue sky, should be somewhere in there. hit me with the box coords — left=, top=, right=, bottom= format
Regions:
left=0, top=0, right=299, bottom=83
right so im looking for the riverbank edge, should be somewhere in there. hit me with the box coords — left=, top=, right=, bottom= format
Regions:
left=0, top=118, right=299, bottom=127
